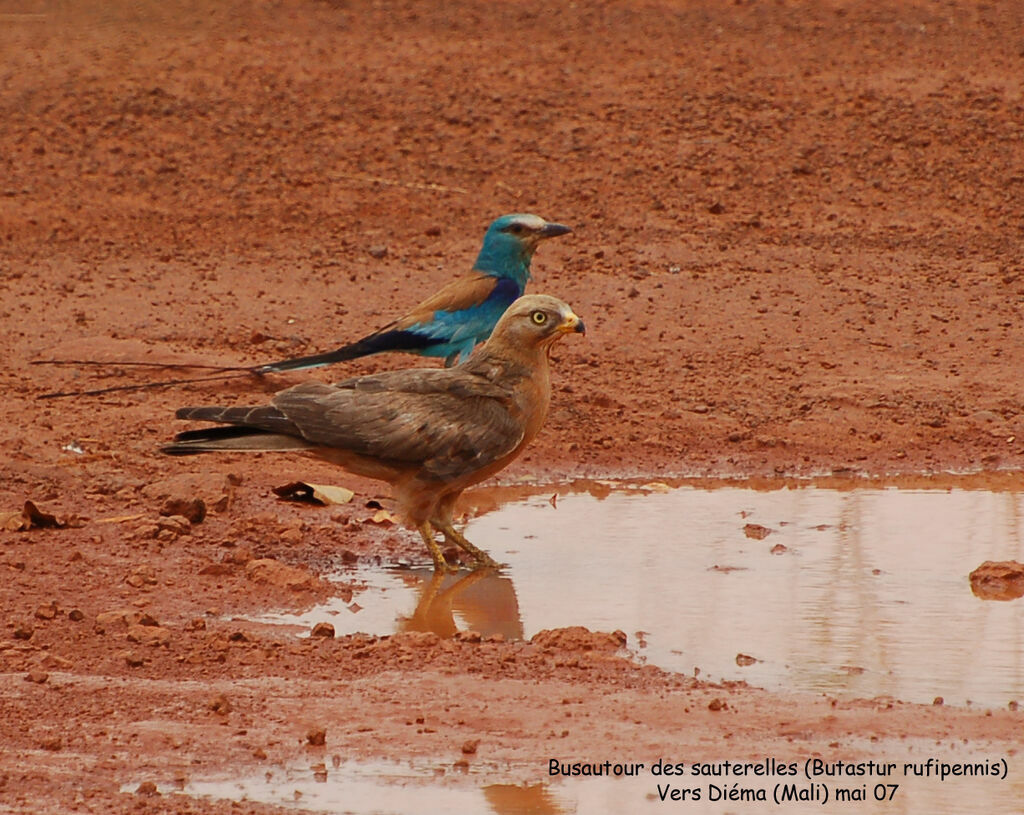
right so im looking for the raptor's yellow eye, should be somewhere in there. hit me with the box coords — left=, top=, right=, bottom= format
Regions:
left=531, top=311, right=548, bottom=325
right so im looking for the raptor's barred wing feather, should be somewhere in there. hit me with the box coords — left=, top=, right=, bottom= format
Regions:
left=175, top=404, right=300, bottom=435
left=270, top=375, right=524, bottom=480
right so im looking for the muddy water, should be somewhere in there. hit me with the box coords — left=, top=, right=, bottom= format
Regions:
left=193, top=479, right=1024, bottom=815
left=258, top=479, right=1024, bottom=708
left=170, top=751, right=1024, bottom=815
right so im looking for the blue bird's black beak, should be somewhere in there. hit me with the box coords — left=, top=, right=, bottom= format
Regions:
left=540, top=222, right=572, bottom=239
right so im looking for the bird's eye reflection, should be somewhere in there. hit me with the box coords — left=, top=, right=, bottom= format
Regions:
left=531, top=311, right=548, bottom=325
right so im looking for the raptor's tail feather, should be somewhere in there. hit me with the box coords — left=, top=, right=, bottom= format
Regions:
left=174, top=404, right=300, bottom=435
left=161, top=426, right=316, bottom=455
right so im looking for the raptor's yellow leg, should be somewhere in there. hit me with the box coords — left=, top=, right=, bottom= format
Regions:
left=417, top=523, right=458, bottom=572
left=435, top=521, right=502, bottom=569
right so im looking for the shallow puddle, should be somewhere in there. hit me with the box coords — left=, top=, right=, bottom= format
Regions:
left=151, top=751, right=1024, bottom=815
left=182, top=479, right=1024, bottom=814
left=258, top=479, right=1024, bottom=708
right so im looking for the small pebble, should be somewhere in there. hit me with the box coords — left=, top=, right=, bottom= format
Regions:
left=306, top=728, right=326, bottom=746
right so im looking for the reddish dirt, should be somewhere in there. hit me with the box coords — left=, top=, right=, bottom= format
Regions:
left=2, top=1, right=1024, bottom=812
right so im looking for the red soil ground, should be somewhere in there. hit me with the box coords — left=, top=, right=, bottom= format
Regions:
left=2, top=1, right=1023, bottom=812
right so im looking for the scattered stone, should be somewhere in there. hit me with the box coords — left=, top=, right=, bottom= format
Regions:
left=135, top=781, right=159, bottom=796
left=306, top=727, right=326, bottom=746
left=187, top=618, right=207, bottom=631
left=969, top=560, right=1024, bottom=601
left=933, top=697, right=944, bottom=706
left=311, top=622, right=335, bottom=638
left=390, top=631, right=441, bottom=649
left=454, top=630, right=481, bottom=644
left=25, top=670, right=49, bottom=684
left=367, top=244, right=388, bottom=259
left=769, top=543, right=788, bottom=555
left=209, top=694, right=232, bottom=716
left=123, top=651, right=145, bottom=667
left=125, top=565, right=158, bottom=588
left=160, top=497, right=206, bottom=524
left=132, top=522, right=161, bottom=539
left=245, top=558, right=316, bottom=591
left=155, top=515, right=192, bottom=537
left=95, top=608, right=142, bottom=633
left=126, top=624, right=171, bottom=647
left=199, top=562, right=233, bottom=576
left=41, top=654, right=73, bottom=670
left=224, top=547, right=253, bottom=565
left=138, top=613, right=160, bottom=627
left=40, top=737, right=62, bottom=752
left=280, top=526, right=303, bottom=545
left=252, top=748, right=268, bottom=760
left=142, top=473, right=234, bottom=513
left=13, top=624, right=33, bottom=640
left=708, top=698, right=726, bottom=711
left=68, top=609, right=85, bottom=622
left=743, top=523, right=773, bottom=540
left=735, top=653, right=758, bottom=667
left=460, top=739, right=479, bottom=755
left=34, top=602, right=59, bottom=621
left=530, top=627, right=627, bottom=653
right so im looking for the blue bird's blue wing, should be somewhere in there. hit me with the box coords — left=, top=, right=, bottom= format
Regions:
left=252, top=275, right=522, bottom=374
left=403, top=276, right=523, bottom=364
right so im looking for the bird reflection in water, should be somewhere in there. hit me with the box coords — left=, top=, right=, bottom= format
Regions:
left=483, top=783, right=566, bottom=815
left=393, top=567, right=525, bottom=642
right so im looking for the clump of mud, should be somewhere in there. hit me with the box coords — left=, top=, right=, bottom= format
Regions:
left=969, top=561, right=1024, bottom=601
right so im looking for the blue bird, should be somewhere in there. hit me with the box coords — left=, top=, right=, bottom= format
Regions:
left=252, top=213, right=572, bottom=372
left=35, top=214, right=572, bottom=398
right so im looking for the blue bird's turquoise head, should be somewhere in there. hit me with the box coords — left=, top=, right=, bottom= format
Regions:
left=473, top=213, right=572, bottom=284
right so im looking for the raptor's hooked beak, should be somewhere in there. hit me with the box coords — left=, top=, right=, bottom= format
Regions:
left=559, top=311, right=586, bottom=335
left=540, top=222, right=573, bottom=240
